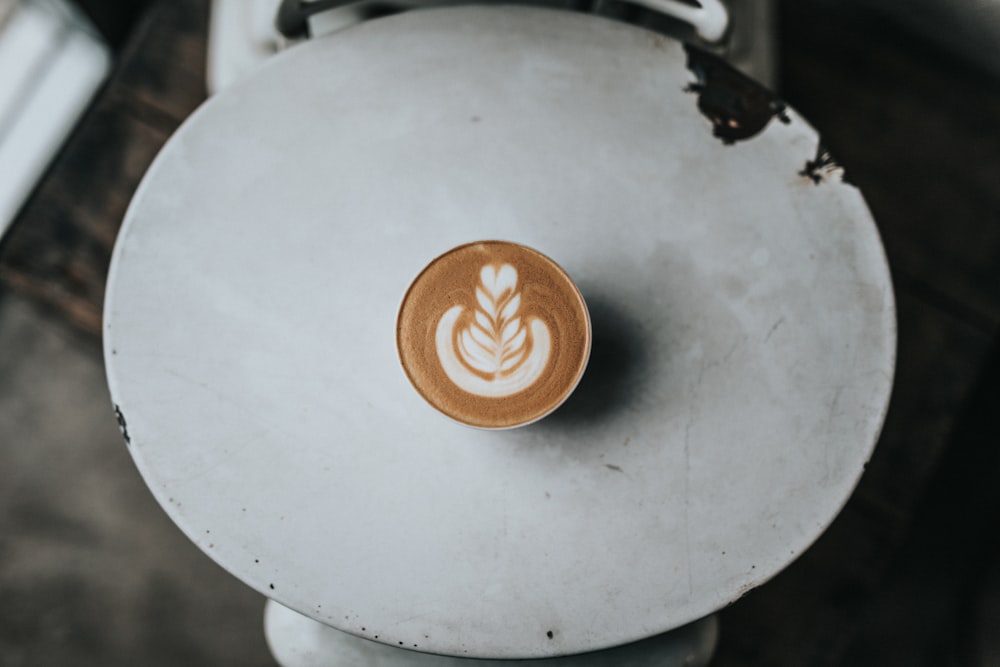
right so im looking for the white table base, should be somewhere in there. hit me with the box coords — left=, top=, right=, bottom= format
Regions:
left=265, top=601, right=718, bottom=667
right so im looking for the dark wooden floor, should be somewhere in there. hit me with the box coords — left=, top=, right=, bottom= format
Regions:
left=0, top=0, right=997, bottom=664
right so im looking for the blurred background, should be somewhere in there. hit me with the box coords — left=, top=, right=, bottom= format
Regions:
left=0, top=0, right=998, bottom=665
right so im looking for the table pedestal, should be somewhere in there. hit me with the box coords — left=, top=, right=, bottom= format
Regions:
left=264, top=601, right=718, bottom=667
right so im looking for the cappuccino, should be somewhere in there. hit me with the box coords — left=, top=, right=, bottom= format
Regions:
left=397, top=241, right=590, bottom=429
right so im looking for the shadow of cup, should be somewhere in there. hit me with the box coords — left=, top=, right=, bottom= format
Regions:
left=535, top=290, right=649, bottom=432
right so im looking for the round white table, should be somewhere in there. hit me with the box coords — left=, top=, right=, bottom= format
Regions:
left=104, top=6, right=895, bottom=664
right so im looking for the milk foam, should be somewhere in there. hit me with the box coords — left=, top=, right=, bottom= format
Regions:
left=434, top=263, right=551, bottom=397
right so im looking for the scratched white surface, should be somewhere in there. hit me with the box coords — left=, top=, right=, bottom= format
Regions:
left=104, top=7, right=896, bottom=660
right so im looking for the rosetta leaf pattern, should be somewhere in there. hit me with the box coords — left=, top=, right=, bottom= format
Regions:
left=457, top=264, right=529, bottom=377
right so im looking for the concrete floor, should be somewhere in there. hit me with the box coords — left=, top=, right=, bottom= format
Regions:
left=0, top=290, right=275, bottom=666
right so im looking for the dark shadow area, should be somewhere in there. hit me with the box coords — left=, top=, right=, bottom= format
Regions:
left=532, top=289, right=650, bottom=430
left=73, top=0, right=155, bottom=50
left=838, top=337, right=1000, bottom=666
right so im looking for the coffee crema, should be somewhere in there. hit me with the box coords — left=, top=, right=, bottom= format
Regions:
left=396, top=241, right=591, bottom=429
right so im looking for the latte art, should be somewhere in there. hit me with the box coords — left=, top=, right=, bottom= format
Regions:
left=436, top=264, right=551, bottom=397
left=397, top=241, right=590, bottom=429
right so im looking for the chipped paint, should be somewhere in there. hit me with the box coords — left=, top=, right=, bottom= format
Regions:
left=800, top=142, right=852, bottom=185
left=684, top=44, right=790, bottom=144
left=113, top=404, right=130, bottom=445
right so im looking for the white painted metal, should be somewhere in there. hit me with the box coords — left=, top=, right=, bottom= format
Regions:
left=104, top=6, right=895, bottom=661
left=207, top=0, right=732, bottom=94
left=265, top=601, right=718, bottom=666
left=632, top=0, right=727, bottom=41
left=207, top=0, right=281, bottom=94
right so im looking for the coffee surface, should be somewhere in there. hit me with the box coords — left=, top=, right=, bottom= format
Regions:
left=397, top=241, right=590, bottom=429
